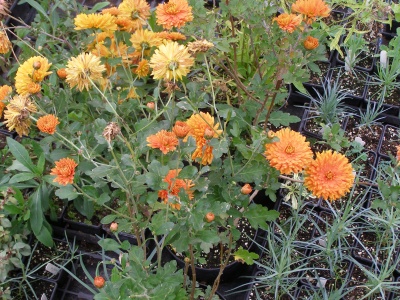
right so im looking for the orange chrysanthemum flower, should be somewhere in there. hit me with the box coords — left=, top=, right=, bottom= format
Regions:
left=50, top=158, right=78, bottom=186
left=292, top=0, right=331, bottom=24
left=0, top=101, right=5, bottom=117
left=186, top=112, right=222, bottom=165
left=118, top=0, right=150, bottom=32
left=158, top=169, right=194, bottom=210
left=303, top=36, right=319, bottom=50
left=74, top=13, right=117, bottom=32
left=37, top=114, right=60, bottom=134
left=396, top=145, right=400, bottom=166
left=146, top=130, right=179, bottom=154
left=157, top=31, right=186, bottom=41
left=102, top=7, right=120, bottom=16
left=273, top=13, right=302, bottom=33
left=134, top=59, right=150, bottom=78
left=155, top=0, right=193, bottom=30
left=304, top=150, right=355, bottom=201
left=265, top=128, right=313, bottom=175
left=172, top=120, right=190, bottom=138
left=0, top=85, right=12, bottom=101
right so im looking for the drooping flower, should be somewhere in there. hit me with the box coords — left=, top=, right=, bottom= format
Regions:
left=37, top=114, right=60, bottom=134
left=303, top=36, right=319, bottom=50
left=264, top=128, right=313, bottom=175
left=65, top=53, right=106, bottom=91
left=146, top=130, right=179, bottom=154
left=155, top=0, right=193, bottom=30
left=3, top=95, right=37, bottom=137
left=117, top=0, right=151, bottom=32
left=102, top=122, right=121, bottom=142
left=186, top=112, right=222, bottom=165
left=156, top=31, right=186, bottom=41
left=172, top=120, right=190, bottom=139
left=187, top=39, right=214, bottom=55
left=50, top=158, right=78, bottom=186
left=134, top=59, right=150, bottom=78
left=149, top=41, right=194, bottom=81
left=130, top=29, right=162, bottom=54
left=0, top=31, right=11, bottom=54
left=291, top=0, right=331, bottom=24
left=304, top=150, right=355, bottom=201
left=74, top=13, right=117, bottom=32
left=15, top=56, right=52, bottom=96
left=158, top=169, right=194, bottom=210
left=273, top=13, right=302, bottom=33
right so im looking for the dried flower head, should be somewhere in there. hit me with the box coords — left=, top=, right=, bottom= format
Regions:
left=291, top=0, right=331, bottom=24
left=265, top=128, right=313, bottom=175
left=103, top=122, right=121, bottom=142
left=3, top=95, right=37, bottom=137
left=304, top=150, right=355, bottom=201
left=15, top=56, right=52, bottom=96
left=273, top=13, right=302, bottom=33
left=155, top=0, right=193, bottom=30
left=158, top=169, right=194, bottom=210
left=162, top=80, right=181, bottom=94
left=0, top=31, right=11, bottom=54
left=146, top=130, right=179, bottom=154
left=172, top=120, right=190, bottom=138
left=37, top=114, right=60, bottom=134
left=57, top=68, right=67, bottom=79
left=65, top=53, right=106, bottom=91
left=50, top=158, right=78, bottom=186
left=187, top=39, right=214, bottom=55
left=149, top=41, right=194, bottom=81
left=118, top=0, right=150, bottom=32
left=0, top=0, right=9, bottom=17
left=303, top=36, right=319, bottom=50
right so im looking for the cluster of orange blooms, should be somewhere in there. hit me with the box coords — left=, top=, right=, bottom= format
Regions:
left=273, top=0, right=331, bottom=50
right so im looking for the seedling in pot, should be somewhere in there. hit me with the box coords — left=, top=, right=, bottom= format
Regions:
left=343, top=34, right=368, bottom=75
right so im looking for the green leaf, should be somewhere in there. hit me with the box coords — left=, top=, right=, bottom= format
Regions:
left=7, top=138, right=38, bottom=174
left=268, top=111, right=301, bottom=127
left=233, top=247, right=259, bottom=265
left=19, top=0, right=51, bottom=22
left=35, top=224, right=53, bottom=247
left=55, top=185, right=79, bottom=200
left=88, top=1, right=111, bottom=13
left=97, top=193, right=111, bottom=205
left=177, top=166, right=197, bottom=179
left=150, top=213, right=175, bottom=235
left=29, top=185, right=44, bottom=238
left=244, top=204, right=279, bottom=230
left=9, top=173, right=37, bottom=184
left=98, top=238, right=121, bottom=252
left=101, top=214, right=116, bottom=224
left=37, top=152, right=45, bottom=175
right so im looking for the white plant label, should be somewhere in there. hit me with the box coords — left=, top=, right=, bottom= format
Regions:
left=45, top=262, right=60, bottom=275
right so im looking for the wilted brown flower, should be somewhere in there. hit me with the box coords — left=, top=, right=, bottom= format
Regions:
left=187, top=39, right=214, bottom=54
left=103, top=122, right=121, bottom=142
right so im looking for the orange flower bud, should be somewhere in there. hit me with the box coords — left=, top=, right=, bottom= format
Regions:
left=172, top=121, right=190, bottom=138
left=204, top=128, right=214, bottom=140
left=241, top=184, right=252, bottom=195
left=33, top=61, right=41, bottom=70
left=205, top=212, right=215, bottom=222
left=94, top=276, right=105, bottom=288
left=110, top=222, right=118, bottom=232
left=303, top=36, right=319, bottom=50
left=57, top=68, right=67, bottom=79
left=147, top=102, right=155, bottom=109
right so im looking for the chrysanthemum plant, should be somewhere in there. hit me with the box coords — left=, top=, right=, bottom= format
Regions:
left=0, top=0, right=369, bottom=297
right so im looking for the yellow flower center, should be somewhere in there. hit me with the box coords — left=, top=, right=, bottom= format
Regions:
left=141, top=42, right=150, bottom=50
left=165, top=4, right=178, bottom=14
left=325, top=171, right=334, bottom=180
left=285, top=144, right=295, bottom=154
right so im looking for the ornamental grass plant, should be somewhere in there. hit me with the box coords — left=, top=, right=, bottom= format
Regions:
left=0, top=0, right=399, bottom=299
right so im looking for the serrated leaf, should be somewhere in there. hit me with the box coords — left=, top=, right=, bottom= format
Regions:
left=177, top=166, right=198, bottom=179
left=98, top=238, right=121, bottom=252
left=268, top=111, right=301, bottom=127
left=244, top=204, right=279, bottom=230
left=233, top=247, right=259, bottom=265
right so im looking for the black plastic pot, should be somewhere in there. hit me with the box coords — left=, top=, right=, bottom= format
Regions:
left=63, top=203, right=103, bottom=236
left=10, top=277, right=58, bottom=300
left=378, top=124, right=399, bottom=158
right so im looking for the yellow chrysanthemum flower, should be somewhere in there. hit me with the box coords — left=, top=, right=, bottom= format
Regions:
left=15, top=56, right=52, bottom=96
left=0, top=31, right=11, bottom=54
left=3, top=95, right=37, bottom=137
left=65, top=53, right=106, bottom=91
left=117, top=0, right=150, bottom=32
left=74, top=13, right=117, bottom=32
left=130, top=29, right=162, bottom=55
left=157, top=31, right=186, bottom=41
left=265, top=128, right=313, bottom=175
left=88, top=32, right=129, bottom=64
left=134, top=59, right=150, bottom=78
left=149, top=41, right=194, bottom=81
left=304, top=150, right=355, bottom=201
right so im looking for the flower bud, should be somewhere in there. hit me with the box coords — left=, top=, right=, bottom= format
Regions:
left=110, top=222, right=118, bottom=232
left=303, top=36, right=319, bottom=50
left=204, top=128, right=214, bottom=140
left=57, top=68, right=67, bottom=79
left=184, top=257, right=191, bottom=263
left=147, top=102, right=155, bottom=110
left=172, top=121, right=190, bottom=139
left=241, top=184, right=252, bottom=195
left=205, top=212, right=215, bottom=222
left=33, top=61, right=41, bottom=69
left=94, top=276, right=105, bottom=288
